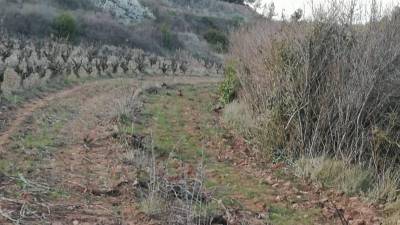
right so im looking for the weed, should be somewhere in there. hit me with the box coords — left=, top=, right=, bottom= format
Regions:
left=219, top=62, right=239, bottom=105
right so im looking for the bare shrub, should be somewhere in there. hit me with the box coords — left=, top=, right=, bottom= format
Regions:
left=149, top=55, right=158, bottom=68
left=0, top=62, right=5, bottom=92
left=71, top=58, right=82, bottom=78
left=229, top=1, right=400, bottom=198
left=129, top=142, right=221, bottom=225
left=159, top=61, right=169, bottom=74
left=170, top=57, right=178, bottom=75
left=82, top=63, right=93, bottom=75
left=135, top=53, right=147, bottom=73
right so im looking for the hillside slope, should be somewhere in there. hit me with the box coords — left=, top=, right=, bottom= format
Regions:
left=0, top=0, right=259, bottom=61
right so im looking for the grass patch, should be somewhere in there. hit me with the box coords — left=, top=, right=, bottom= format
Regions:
left=139, top=193, right=166, bottom=217
left=14, top=103, right=76, bottom=152
left=222, top=100, right=254, bottom=136
left=137, top=84, right=218, bottom=161
left=206, top=162, right=274, bottom=208
left=295, top=157, right=373, bottom=195
left=384, top=200, right=400, bottom=225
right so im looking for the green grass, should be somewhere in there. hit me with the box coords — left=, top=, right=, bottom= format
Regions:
left=3, top=97, right=80, bottom=178
left=3, top=94, right=24, bottom=105
left=137, top=85, right=217, bottom=161
left=14, top=103, right=76, bottom=152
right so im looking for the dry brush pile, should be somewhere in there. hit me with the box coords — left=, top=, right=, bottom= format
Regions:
left=226, top=2, right=400, bottom=200
left=0, top=32, right=223, bottom=95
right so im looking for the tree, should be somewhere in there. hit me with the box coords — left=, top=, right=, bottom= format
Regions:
left=264, top=2, right=276, bottom=20
left=53, top=12, right=77, bottom=40
left=291, top=8, right=303, bottom=22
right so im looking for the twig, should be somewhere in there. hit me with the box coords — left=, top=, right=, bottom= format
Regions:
left=0, top=208, right=18, bottom=223
left=330, top=200, right=349, bottom=225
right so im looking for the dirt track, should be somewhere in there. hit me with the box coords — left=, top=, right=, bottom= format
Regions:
left=0, top=76, right=220, bottom=150
left=0, top=76, right=381, bottom=225
left=0, top=76, right=220, bottom=224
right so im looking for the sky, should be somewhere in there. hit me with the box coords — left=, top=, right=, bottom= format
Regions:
left=250, top=0, right=400, bottom=20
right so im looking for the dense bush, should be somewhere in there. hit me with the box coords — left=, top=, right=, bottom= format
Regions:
left=53, top=12, right=77, bottom=40
left=219, top=62, right=239, bottom=104
left=229, top=6, right=400, bottom=173
left=204, top=29, right=229, bottom=53
left=3, top=12, right=52, bottom=37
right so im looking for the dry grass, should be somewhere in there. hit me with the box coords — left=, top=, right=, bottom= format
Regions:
left=294, top=157, right=373, bottom=195
left=222, top=100, right=254, bottom=136
left=369, top=170, right=400, bottom=203
left=384, top=200, right=400, bottom=225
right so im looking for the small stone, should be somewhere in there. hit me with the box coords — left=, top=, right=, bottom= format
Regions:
left=256, top=213, right=266, bottom=219
left=275, top=195, right=282, bottom=202
left=319, top=198, right=329, bottom=203
left=73, top=220, right=79, bottom=225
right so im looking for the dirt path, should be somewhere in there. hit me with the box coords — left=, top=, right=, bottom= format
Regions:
left=0, top=76, right=220, bottom=224
left=0, top=76, right=220, bottom=150
left=0, top=85, right=84, bottom=149
left=0, top=76, right=381, bottom=225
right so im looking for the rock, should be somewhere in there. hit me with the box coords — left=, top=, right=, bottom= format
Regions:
left=91, top=0, right=153, bottom=24
left=283, top=181, right=291, bottom=187
left=256, top=213, right=266, bottom=219
left=275, top=195, right=283, bottom=202
left=272, top=183, right=279, bottom=188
